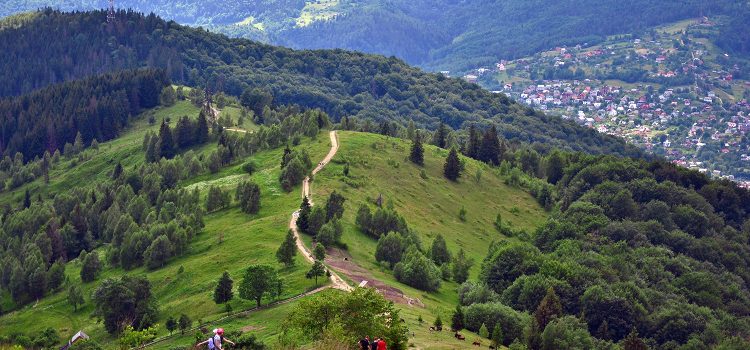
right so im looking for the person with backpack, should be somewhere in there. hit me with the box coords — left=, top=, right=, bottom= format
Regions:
left=197, top=328, right=235, bottom=350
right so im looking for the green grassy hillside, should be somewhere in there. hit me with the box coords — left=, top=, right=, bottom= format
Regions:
left=0, top=103, right=547, bottom=349
left=0, top=100, right=333, bottom=345
left=304, top=131, right=547, bottom=349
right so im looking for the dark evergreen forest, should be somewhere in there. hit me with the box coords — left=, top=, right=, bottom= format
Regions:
left=0, top=9, right=644, bottom=160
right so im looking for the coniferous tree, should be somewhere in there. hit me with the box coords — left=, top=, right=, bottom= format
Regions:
left=409, top=131, right=425, bottom=166
left=297, top=196, right=312, bottom=233
left=281, top=145, right=293, bottom=169
left=276, top=230, right=297, bottom=268
left=622, top=329, right=648, bottom=350
left=433, top=122, right=448, bottom=148
left=324, top=191, right=346, bottom=221
left=73, top=131, right=84, bottom=154
left=433, top=315, right=443, bottom=330
left=451, top=305, right=465, bottom=331
left=178, top=314, right=191, bottom=334
left=443, top=148, right=463, bottom=181
left=23, top=188, right=31, bottom=208
left=165, top=316, right=177, bottom=335
left=430, top=234, right=451, bottom=265
left=464, top=125, right=481, bottom=159
left=145, top=134, right=160, bottom=162
left=306, top=206, right=326, bottom=236
left=158, top=120, right=175, bottom=159
left=534, top=287, right=563, bottom=331
left=236, top=181, right=261, bottom=214
left=196, top=111, right=209, bottom=144
left=492, top=324, right=503, bottom=348
left=313, top=243, right=326, bottom=261
left=213, top=271, right=234, bottom=304
left=451, top=248, right=474, bottom=284
left=479, top=323, right=489, bottom=339
left=478, top=125, right=501, bottom=165
left=112, top=161, right=123, bottom=179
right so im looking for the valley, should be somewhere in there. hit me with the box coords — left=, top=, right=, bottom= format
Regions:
left=462, top=17, right=750, bottom=184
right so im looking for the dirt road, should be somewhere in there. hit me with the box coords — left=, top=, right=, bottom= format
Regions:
left=289, top=131, right=352, bottom=291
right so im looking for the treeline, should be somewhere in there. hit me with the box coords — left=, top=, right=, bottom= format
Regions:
left=0, top=9, right=644, bottom=159
left=452, top=152, right=750, bottom=349
left=0, top=69, right=168, bottom=162
left=0, top=158, right=204, bottom=308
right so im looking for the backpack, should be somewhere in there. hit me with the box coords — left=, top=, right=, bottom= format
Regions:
left=208, top=334, right=221, bottom=349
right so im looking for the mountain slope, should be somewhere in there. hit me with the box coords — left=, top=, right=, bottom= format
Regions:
left=0, top=0, right=741, bottom=73
left=0, top=9, right=644, bottom=159
left=0, top=102, right=548, bottom=350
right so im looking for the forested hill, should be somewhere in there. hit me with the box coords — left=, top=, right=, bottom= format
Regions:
left=0, top=1, right=741, bottom=73
left=0, top=9, right=643, bottom=158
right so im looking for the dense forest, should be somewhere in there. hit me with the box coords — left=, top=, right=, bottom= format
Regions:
left=0, top=1, right=741, bottom=75
left=0, top=69, right=167, bottom=161
left=0, top=9, right=644, bottom=159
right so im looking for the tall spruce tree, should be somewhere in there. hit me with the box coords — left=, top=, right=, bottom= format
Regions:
left=196, top=111, right=209, bottom=144
left=478, top=125, right=501, bottom=165
left=276, top=230, right=297, bottom=267
left=158, top=119, right=175, bottom=159
left=443, top=148, right=463, bottom=181
left=464, top=125, right=481, bottom=159
left=622, top=329, right=648, bottom=350
left=451, top=248, right=473, bottom=284
left=297, top=196, right=312, bottom=233
left=430, top=234, right=451, bottom=265
left=451, top=305, right=465, bottom=331
left=433, top=122, right=448, bottom=148
left=213, top=271, right=234, bottom=304
left=534, top=287, right=563, bottom=331
left=409, top=132, right=424, bottom=166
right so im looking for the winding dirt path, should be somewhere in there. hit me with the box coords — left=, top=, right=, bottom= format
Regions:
left=289, top=131, right=352, bottom=291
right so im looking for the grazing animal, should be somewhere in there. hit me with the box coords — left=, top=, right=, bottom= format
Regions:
left=454, top=332, right=465, bottom=340
left=429, top=326, right=436, bottom=331
left=472, top=340, right=481, bottom=346
left=436, top=325, right=443, bottom=331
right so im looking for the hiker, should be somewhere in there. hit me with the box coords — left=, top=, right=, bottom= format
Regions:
left=370, top=337, right=379, bottom=350
left=359, top=336, right=370, bottom=350
left=196, top=328, right=235, bottom=350
left=377, top=336, right=387, bottom=350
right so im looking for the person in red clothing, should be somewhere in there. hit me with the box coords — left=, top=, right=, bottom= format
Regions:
left=376, top=336, right=387, bottom=350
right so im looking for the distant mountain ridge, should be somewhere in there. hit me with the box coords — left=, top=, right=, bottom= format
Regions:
left=0, top=0, right=742, bottom=73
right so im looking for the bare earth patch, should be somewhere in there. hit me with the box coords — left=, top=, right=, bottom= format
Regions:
left=325, top=248, right=424, bottom=307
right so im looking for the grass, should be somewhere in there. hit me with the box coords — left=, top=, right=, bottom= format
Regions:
left=299, top=131, right=547, bottom=349
left=0, top=125, right=545, bottom=350
left=295, top=0, right=340, bottom=27
left=0, top=102, right=331, bottom=348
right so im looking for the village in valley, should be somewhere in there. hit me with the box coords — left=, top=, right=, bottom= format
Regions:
left=453, top=17, right=750, bottom=187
